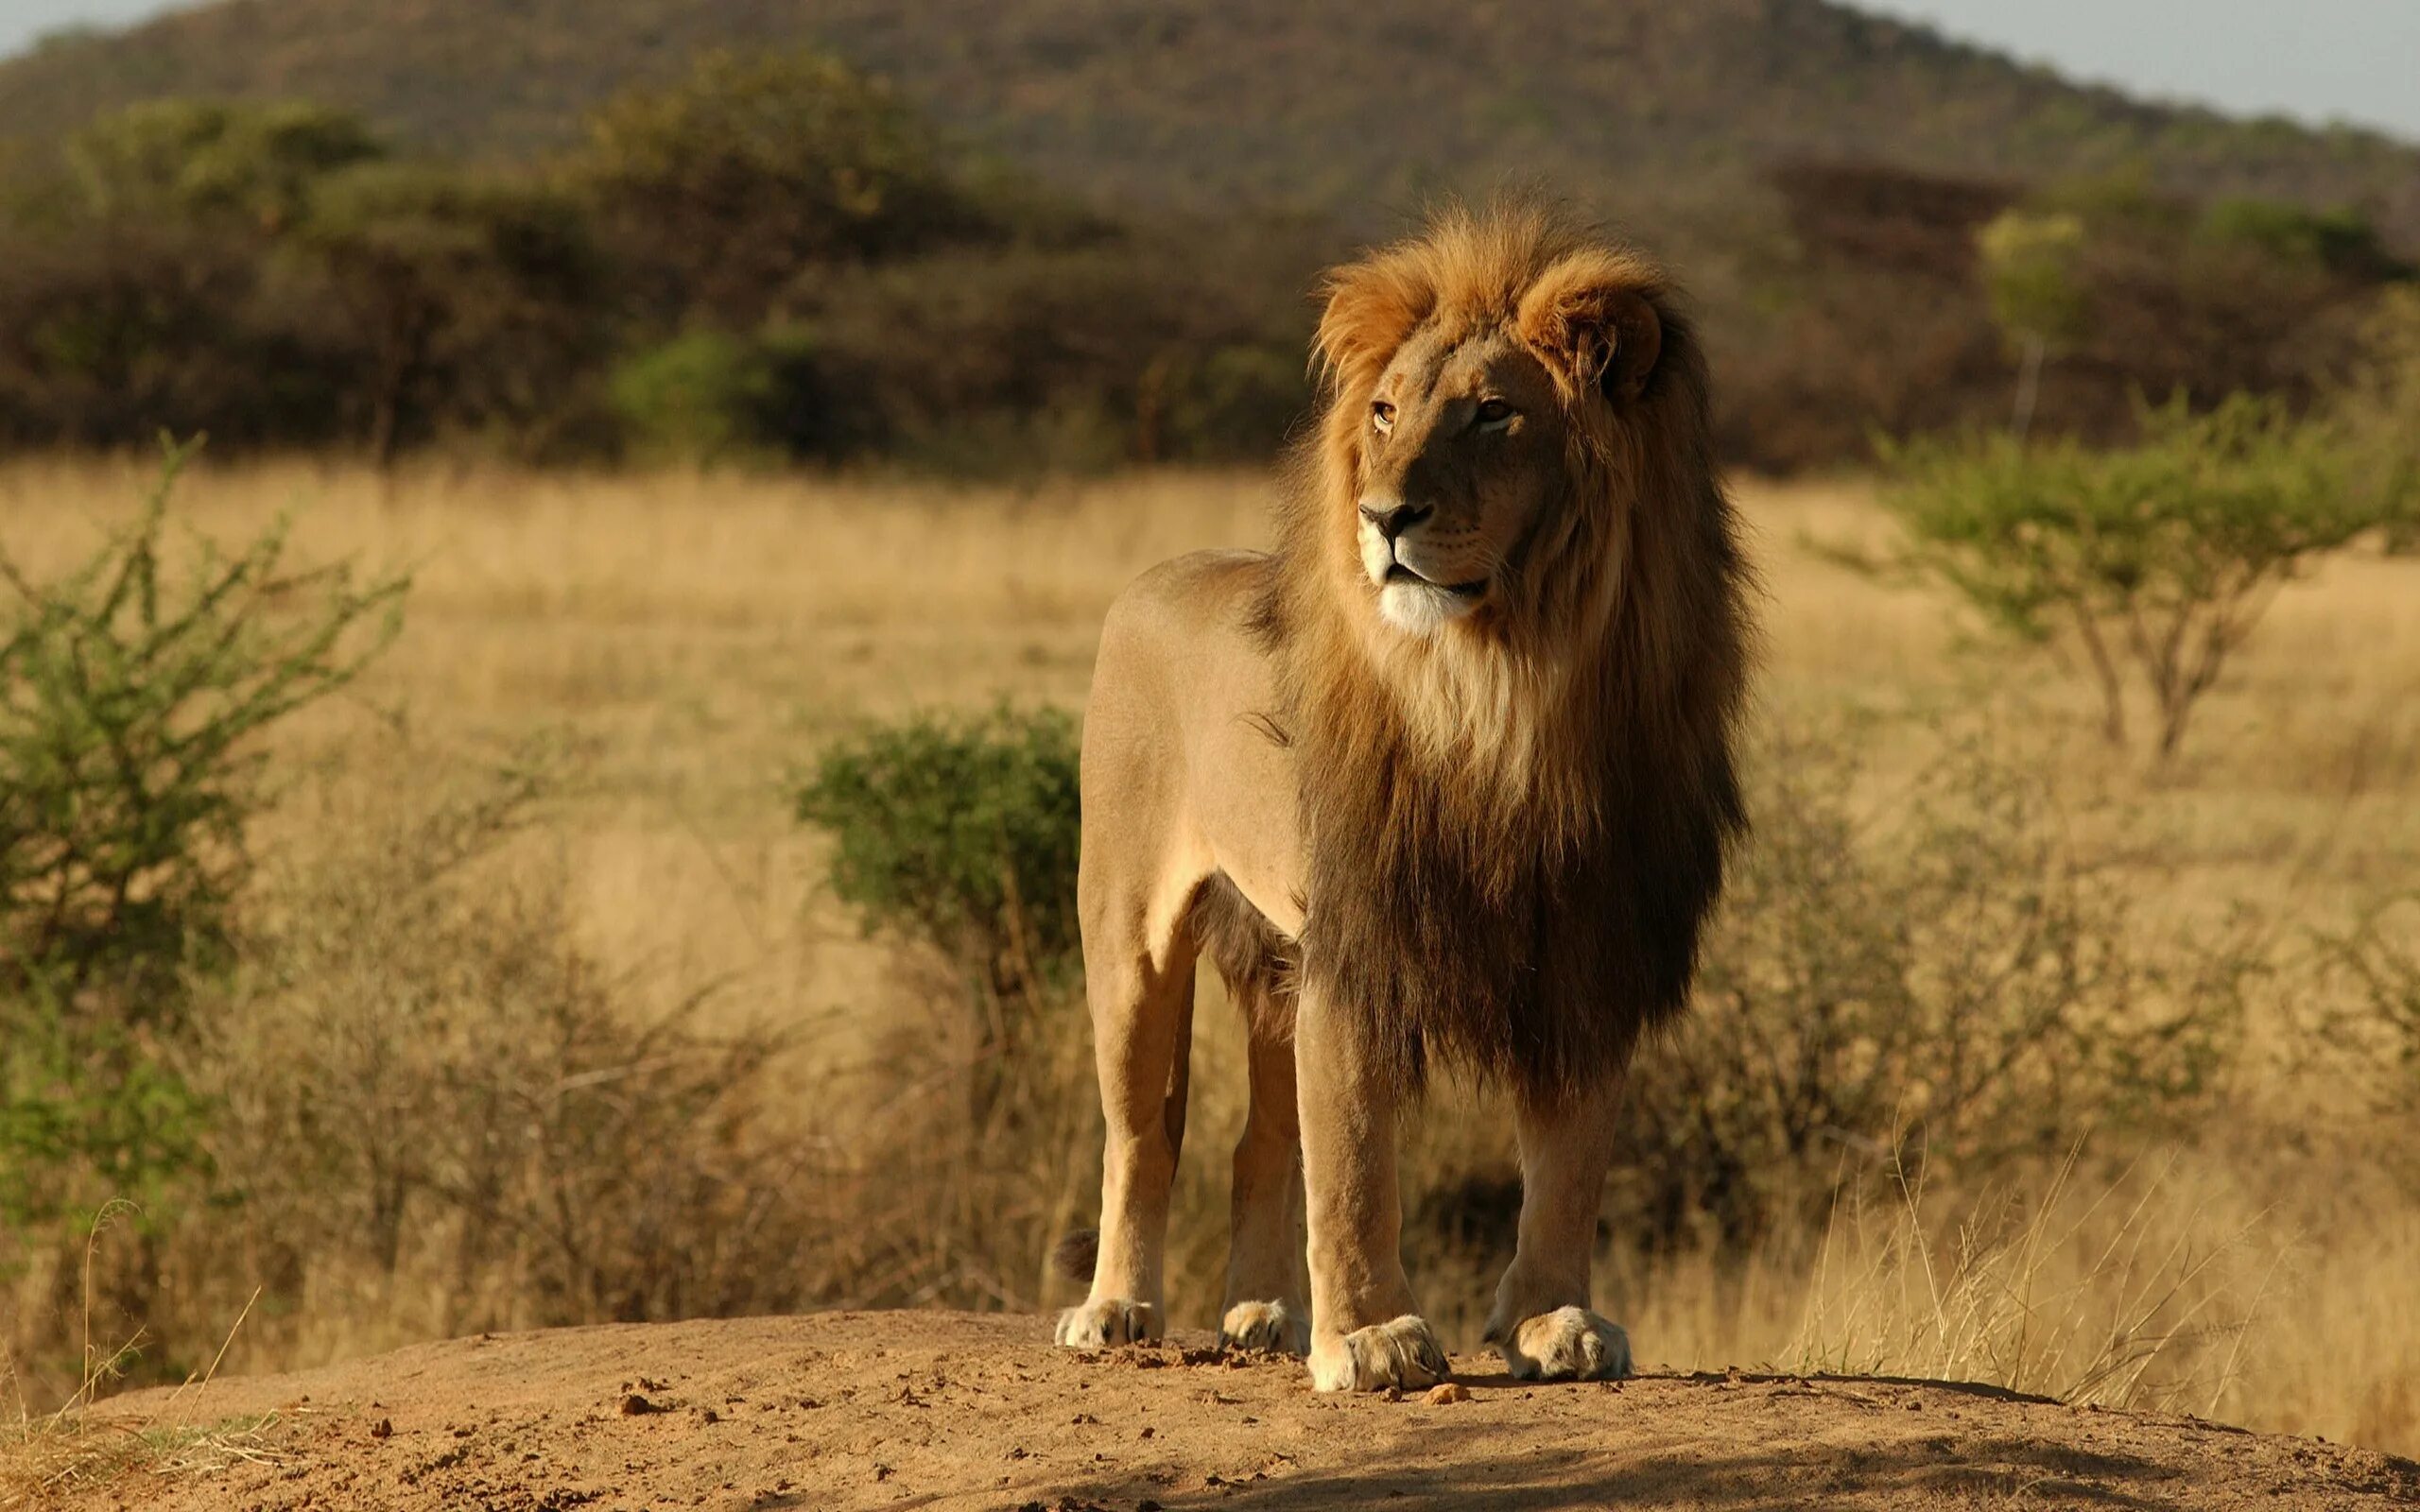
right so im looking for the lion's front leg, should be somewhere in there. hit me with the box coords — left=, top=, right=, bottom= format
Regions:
left=1482, top=1078, right=1634, bottom=1382
left=1295, top=987, right=1446, bottom=1392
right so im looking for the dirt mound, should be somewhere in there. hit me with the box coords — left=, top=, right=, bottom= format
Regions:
left=48, top=1311, right=2420, bottom=1510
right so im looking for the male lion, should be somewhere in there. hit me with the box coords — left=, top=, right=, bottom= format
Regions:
left=1056, top=201, right=1752, bottom=1391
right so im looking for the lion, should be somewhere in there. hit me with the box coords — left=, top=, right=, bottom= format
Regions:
left=1054, top=200, right=1753, bottom=1391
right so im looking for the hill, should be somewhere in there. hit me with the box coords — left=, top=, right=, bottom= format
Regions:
left=1, top=2, right=2411, bottom=471
left=3, top=0, right=2416, bottom=246
left=21, top=1310, right=2418, bottom=1510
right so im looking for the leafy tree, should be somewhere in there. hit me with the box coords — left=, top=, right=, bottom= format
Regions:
left=302, top=163, right=609, bottom=464
left=577, top=49, right=986, bottom=324
left=1881, top=395, right=2419, bottom=758
left=67, top=98, right=383, bottom=231
left=2335, top=288, right=2420, bottom=553
left=1977, top=208, right=2087, bottom=439
left=0, top=219, right=354, bottom=450
left=2194, top=198, right=2409, bottom=284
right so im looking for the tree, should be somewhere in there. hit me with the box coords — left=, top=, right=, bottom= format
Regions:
left=67, top=98, right=383, bottom=231
left=576, top=49, right=986, bottom=325
left=1977, top=208, right=2087, bottom=440
left=2335, top=288, right=2420, bottom=555
left=1881, top=394, right=2419, bottom=759
left=0, top=218, right=354, bottom=450
left=301, top=163, right=609, bottom=465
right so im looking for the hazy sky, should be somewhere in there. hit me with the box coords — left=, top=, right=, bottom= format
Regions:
left=3, top=0, right=2416, bottom=144
left=1858, top=0, right=2420, bottom=142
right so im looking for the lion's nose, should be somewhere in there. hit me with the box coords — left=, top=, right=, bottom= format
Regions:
left=1359, top=499, right=1432, bottom=541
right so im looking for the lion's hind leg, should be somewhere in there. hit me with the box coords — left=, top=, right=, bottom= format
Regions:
left=1481, top=1079, right=1634, bottom=1382
left=1216, top=961, right=1308, bottom=1352
left=1215, top=1019, right=1307, bottom=1355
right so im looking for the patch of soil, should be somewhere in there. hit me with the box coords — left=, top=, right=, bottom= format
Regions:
left=60, top=1311, right=2420, bottom=1510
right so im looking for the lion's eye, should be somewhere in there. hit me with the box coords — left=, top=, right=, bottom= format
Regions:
left=1371, top=400, right=1396, bottom=434
left=1475, top=398, right=1515, bottom=428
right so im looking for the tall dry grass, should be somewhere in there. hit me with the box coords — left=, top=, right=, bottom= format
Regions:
left=2, top=456, right=2416, bottom=1452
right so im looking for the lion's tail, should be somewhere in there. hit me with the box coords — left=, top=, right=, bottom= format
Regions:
left=1050, top=1228, right=1098, bottom=1284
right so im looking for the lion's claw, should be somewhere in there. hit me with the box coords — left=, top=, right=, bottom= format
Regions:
left=1497, top=1305, right=1633, bottom=1381
left=1054, top=1297, right=1162, bottom=1348
left=1219, top=1299, right=1308, bottom=1355
left=1308, top=1314, right=1447, bottom=1392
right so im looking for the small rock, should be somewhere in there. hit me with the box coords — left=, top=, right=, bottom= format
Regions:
left=695, top=1407, right=720, bottom=1425
left=368, top=1418, right=393, bottom=1441
left=1380, top=1385, right=1402, bottom=1402
left=619, top=1393, right=660, bottom=1417
left=1425, top=1383, right=1469, bottom=1405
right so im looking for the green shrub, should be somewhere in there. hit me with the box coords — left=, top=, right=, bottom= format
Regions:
left=1880, top=394, right=2420, bottom=757
left=793, top=705, right=1097, bottom=1306
left=608, top=329, right=783, bottom=464
left=794, top=705, right=1081, bottom=1001
left=0, top=441, right=405, bottom=1231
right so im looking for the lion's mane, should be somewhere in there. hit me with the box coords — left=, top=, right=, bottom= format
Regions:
left=1250, top=201, right=1753, bottom=1103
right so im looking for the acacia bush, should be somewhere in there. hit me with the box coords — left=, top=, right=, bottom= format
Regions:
left=0, top=447, right=405, bottom=1390
left=0, top=446, right=404, bottom=1222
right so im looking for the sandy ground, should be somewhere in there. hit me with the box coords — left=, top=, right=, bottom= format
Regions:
left=45, top=1311, right=2418, bottom=1511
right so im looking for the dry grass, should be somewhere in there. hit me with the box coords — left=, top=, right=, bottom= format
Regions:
left=2, top=455, right=2417, bottom=1456
left=0, top=1211, right=282, bottom=1510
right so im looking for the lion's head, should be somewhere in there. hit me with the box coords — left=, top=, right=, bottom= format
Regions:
left=1314, top=214, right=1668, bottom=645
left=1257, top=199, right=1753, bottom=1101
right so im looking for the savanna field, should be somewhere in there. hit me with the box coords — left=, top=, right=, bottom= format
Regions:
left=4, top=451, right=2416, bottom=1494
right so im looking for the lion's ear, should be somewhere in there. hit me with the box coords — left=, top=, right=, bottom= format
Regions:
left=1315, top=263, right=1427, bottom=392
left=1519, top=274, right=1663, bottom=404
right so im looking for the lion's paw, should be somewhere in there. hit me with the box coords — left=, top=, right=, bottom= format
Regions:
left=1054, top=1297, right=1162, bottom=1349
left=1219, top=1299, right=1307, bottom=1355
left=1307, top=1314, right=1447, bottom=1392
left=1497, top=1305, right=1632, bottom=1382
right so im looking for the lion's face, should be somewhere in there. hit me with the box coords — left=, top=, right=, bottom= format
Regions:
left=1353, top=326, right=1573, bottom=636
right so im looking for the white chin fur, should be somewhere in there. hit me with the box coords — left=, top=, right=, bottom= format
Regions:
left=1378, top=580, right=1478, bottom=634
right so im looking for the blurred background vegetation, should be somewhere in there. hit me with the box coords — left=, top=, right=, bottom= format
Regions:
left=1, top=0, right=2418, bottom=472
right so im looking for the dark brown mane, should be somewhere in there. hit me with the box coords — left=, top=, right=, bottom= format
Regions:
left=1249, top=201, right=1754, bottom=1104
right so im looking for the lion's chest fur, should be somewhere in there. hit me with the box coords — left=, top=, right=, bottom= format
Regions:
left=1269, top=653, right=1724, bottom=1101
